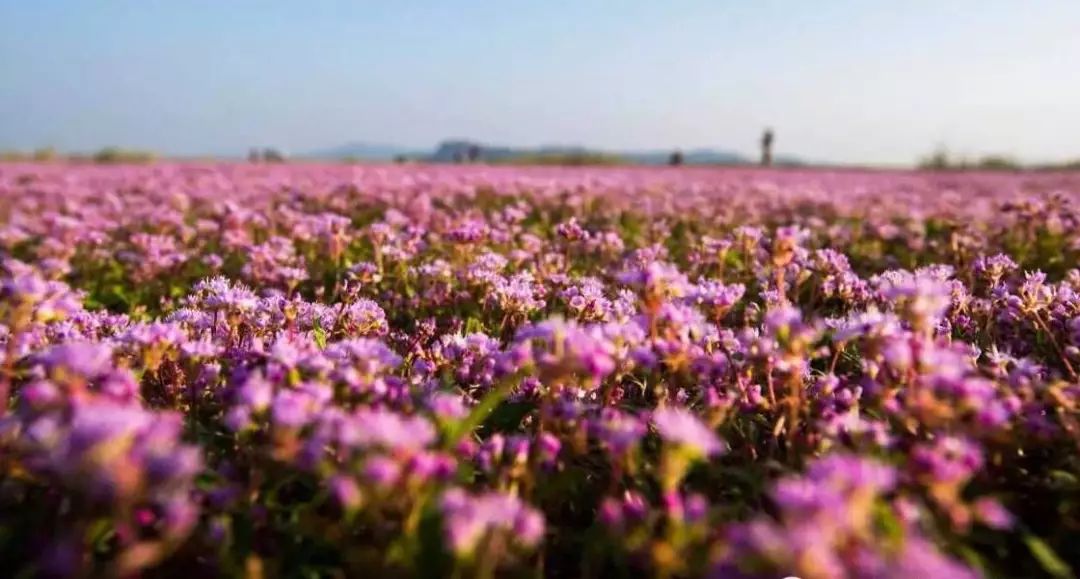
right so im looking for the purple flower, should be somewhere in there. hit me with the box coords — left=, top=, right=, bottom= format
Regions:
left=440, top=488, right=545, bottom=555
left=592, top=409, right=646, bottom=455
left=349, top=409, right=436, bottom=452
left=911, top=436, right=984, bottom=485
left=33, top=342, right=115, bottom=380
left=271, top=389, right=314, bottom=428
left=514, top=318, right=616, bottom=385
left=428, top=391, right=469, bottom=420
left=363, top=455, right=402, bottom=487
left=652, top=407, right=724, bottom=457
left=876, top=271, right=952, bottom=333
left=329, top=475, right=363, bottom=511
left=972, top=497, right=1013, bottom=530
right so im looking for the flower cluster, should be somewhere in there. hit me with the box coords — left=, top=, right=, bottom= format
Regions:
left=0, top=163, right=1079, bottom=577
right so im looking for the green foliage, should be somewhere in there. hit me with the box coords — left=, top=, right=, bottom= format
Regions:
left=90, top=147, right=157, bottom=164
left=919, top=147, right=954, bottom=171
left=1023, top=534, right=1073, bottom=578
left=917, top=148, right=1023, bottom=172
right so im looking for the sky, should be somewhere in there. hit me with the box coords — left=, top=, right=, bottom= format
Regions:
left=1, top=0, right=1079, bottom=165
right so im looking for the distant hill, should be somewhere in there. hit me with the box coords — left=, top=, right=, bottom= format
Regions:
left=427, top=140, right=754, bottom=165
left=301, top=142, right=422, bottom=161
left=618, top=149, right=749, bottom=166
left=304, top=139, right=805, bottom=166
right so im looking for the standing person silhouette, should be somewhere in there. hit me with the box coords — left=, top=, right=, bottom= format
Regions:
left=761, top=128, right=774, bottom=167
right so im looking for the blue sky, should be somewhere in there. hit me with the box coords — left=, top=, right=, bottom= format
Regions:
left=1, top=0, right=1078, bottom=164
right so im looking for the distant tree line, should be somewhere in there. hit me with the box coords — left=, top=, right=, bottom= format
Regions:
left=248, top=148, right=287, bottom=163
left=484, top=152, right=625, bottom=166
left=5, top=143, right=1077, bottom=171
left=918, top=147, right=1080, bottom=171
left=0, top=147, right=157, bottom=164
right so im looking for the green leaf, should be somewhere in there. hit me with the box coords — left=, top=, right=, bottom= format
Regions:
left=443, top=378, right=516, bottom=449
left=485, top=401, right=535, bottom=433
left=957, top=545, right=989, bottom=577
left=1024, top=534, right=1073, bottom=579
left=1050, top=469, right=1079, bottom=487
left=313, top=317, right=327, bottom=349
left=464, top=316, right=486, bottom=335
left=88, top=518, right=115, bottom=553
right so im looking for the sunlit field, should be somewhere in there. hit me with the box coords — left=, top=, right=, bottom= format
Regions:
left=2, top=163, right=1079, bottom=577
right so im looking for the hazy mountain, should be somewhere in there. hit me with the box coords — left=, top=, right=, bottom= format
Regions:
left=301, top=142, right=421, bottom=161
left=428, top=140, right=754, bottom=165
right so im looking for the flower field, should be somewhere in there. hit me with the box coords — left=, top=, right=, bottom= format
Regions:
left=2, top=162, right=1080, bottom=577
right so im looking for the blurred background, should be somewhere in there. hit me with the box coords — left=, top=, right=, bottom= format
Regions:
left=1, top=0, right=1078, bottom=169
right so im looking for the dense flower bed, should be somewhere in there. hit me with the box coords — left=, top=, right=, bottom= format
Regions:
left=1, top=163, right=1080, bottom=577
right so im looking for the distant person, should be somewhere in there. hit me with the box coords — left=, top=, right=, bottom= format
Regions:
left=669, top=150, right=684, bottom=166
left=467, top=145, right=481, bottom=163
left=761, top=128, right=774, bottom=167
